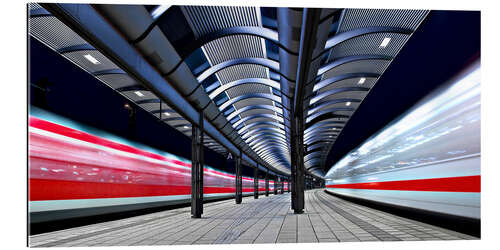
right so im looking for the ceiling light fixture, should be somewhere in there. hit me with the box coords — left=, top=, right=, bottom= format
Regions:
left=346, top=102, right=351, bottom=106
left=83, top=54, right=100, bottom=64
left=358, top=77, right=366, bottom=84
left=380, top=37, right=391, bottom=48
left=183, top=125, right=189, bottom=129
left=164, top=112, right=171, bottom=116
left=151, top=5, right=171, bottom=20
left=134, top=91, right=144, bottom=97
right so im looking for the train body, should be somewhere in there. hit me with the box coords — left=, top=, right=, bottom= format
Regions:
left=324, top=62, right=480, bottom=219
left=29, top=107, right=275, bottom=223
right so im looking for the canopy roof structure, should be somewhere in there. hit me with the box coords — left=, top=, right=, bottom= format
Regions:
left=29, top=3, right=429, bottom=179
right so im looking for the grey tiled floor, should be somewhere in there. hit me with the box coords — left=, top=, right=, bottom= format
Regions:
left=29, top=190, right=478, bottom=247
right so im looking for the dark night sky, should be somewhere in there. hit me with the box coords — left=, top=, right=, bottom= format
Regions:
left=28, top=9, right=480, bottom=178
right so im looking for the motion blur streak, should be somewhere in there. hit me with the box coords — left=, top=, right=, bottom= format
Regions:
left=325, top=61, right=480, bottom=219
left=28, top=108, right=274, bottom=223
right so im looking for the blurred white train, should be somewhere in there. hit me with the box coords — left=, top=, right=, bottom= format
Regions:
left=325, top=61, right=480, bottom=219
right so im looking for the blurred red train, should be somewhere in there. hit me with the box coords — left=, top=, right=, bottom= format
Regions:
left=29, top=108, right=281, bottom=223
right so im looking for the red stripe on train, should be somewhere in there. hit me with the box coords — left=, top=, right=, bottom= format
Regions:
left=29, top=116, right=191, bottom=168
left=326, top=175, right=480, bottom=192
left=29, top=179, right=260, bottom=201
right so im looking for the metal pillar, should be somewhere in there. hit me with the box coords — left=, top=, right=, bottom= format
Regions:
left=274, top=176, right=278, bottom=195
left=265, top=169, right=269, bottom=197
left=292, top=117, right=305, bottom=213
left=254, top=167, right=259, bottom=199
left=278, top=176, right=282, bottom=194
left=291, top=9, right=322, bottom=214
left=288, top=180, right=291, bottom=193
left=191, top=113, right=204, bottom=218
left=235, top=151, right=242, bottom=204
left=291, top=164, right=296, bottom=209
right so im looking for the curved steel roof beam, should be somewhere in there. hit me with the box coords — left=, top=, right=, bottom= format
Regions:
left=249, top=135, right=289, bottom=148
left=262, top=155, right=290, bottom=165
left=237, top=121, right=285, bottom=135
left=306, top=107, right=355, bottom=123
left=309, top=87, right=370, bottom=106
left=208, top=77, right=281, bottom=99
left=189, top=26, right=300, bottom=55
left=245, top=134, right=288, bottom=148
left=305, top=118, right=347, bottom=133
left=232, top=113, right=285, bottom=130
left=241, top=126, right=286, bottom=140
left=305, top=157, right=323, bottom=165
left=308, top=98, right=360, bottom=115
left=312, top=72, right=380, bottom=92
left=197, top=58, right=295, bottom=83
left=260, top=151, right=287, bottom=161
left=255, top=144, right=290, bottom=156
left=249, top=137, right=288, bottom=150
left=305, top=147, right=324, bottom=155
left=305, top=139, right=335, bottom=148
left=305, top=136, right=338, bottom=146
left=307, top=142, right=330, bottom=152
left=255, top=147, right=289, bottom=159
left=305, top=135, right=337, bottom=145
left=306, top=166, right=323, bottom=171
left=253, top=140, right=289, bottom=151
left=304, top=124, right=344, bottom=137
left=304, top=151, right=324, bottom=161
left=306, top=114, right=350, bottom=126
left=261, top=152, right=289, bottom=161
left=304, top=131, right=339, bottom=142
left=245, top=132, right=288, bottom=145
left=262, top=158, right=288, bottom=167
left=304, top=163, right=323, bottom=172
left=251, top=137, right=288, bottom=150
left=260, top=148, right=290, bottom=158
left=307, top=139, right=334, bottom=147
left=317, top=54, right=392, bottom=77
left=304, top=134, right=338, bottom=145
left=226, top=104, right=283, bottom=122
left=219, top=93, right=284, bottom=112
left=133, top=24, right=297, bottom=57
left=313, top=26, right=413, bottom=60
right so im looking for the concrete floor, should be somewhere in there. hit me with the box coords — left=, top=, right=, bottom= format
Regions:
left=29, top=190, right=477, bottom=247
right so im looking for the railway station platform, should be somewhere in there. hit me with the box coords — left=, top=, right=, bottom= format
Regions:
left=29, top=190, right=476, bottom=247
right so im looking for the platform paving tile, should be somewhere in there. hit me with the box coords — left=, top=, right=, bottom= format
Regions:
left=29, top=190, right=478, bottom=247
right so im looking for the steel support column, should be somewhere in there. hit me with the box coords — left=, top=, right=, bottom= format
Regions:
left=274, top=176, right=278, bottom=195
left=291, top=8, right=324, bottom=214
left=254, top=167, right=259, bottom=199
left=235, top=151, right=242, bottom=204
left=265, top=169, right=269, bottom=197
left=292, top=117, right=305, bottom=213
left=191, top=113, right=204, bottom=218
